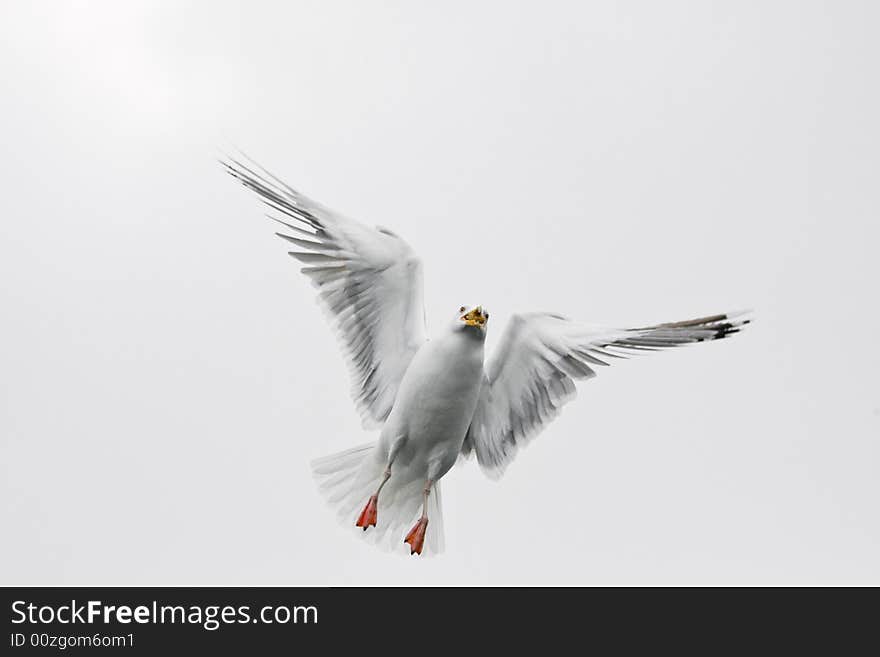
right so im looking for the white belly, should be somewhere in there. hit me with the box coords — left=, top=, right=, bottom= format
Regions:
left=379, top=329, right=484, bottom=483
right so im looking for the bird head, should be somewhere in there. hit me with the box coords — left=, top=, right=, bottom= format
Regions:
left=457, top=305, right=489, bottom=331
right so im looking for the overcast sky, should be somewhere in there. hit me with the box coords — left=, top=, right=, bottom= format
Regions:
left=1, top=1, right=878, bottom=585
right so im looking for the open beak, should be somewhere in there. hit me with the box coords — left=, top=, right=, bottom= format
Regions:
left=461, top=306, right=488, bottom=328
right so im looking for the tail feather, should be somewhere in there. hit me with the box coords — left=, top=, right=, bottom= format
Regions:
left=311, top=443, right=446, bottom=556
left=312, top=444, right=373, bottom=474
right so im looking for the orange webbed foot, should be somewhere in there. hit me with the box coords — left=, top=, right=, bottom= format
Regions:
left=356, top=495, right=378, bottom=530
left=404, top=517, right=429, bottom=555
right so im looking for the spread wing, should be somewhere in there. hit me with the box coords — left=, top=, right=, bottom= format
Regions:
left=223, top=157, right=427, bottom=428
left=463, top=311, right=750, bottom=477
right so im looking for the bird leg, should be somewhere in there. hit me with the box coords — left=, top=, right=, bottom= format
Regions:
left=404, top=480, right=433, bottom=555
left=356, top=439, right=405, bottom=531
left=356, top=467, right=391, bottom=530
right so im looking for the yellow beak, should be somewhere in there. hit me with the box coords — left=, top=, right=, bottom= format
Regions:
left=461, top=306, right=487, bottom=328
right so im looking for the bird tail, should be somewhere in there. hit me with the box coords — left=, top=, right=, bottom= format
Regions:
left=310, top=442, right=445, bottom=556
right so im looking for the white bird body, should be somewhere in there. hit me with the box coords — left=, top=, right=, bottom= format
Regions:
left=224, top=156, right=751, bottom=556
left=378, top=321, right=486, bottom=487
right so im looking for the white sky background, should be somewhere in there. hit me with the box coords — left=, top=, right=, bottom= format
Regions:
left=1, top=1, right=878, bottom=585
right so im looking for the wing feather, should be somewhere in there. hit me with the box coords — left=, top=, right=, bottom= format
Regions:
left=464, top=311, right=751, bottom=477
left=224, top=156, right=427, bottom=428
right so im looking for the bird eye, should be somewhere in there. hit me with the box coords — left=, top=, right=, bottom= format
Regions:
left=459, top=306, right=466, bottom=313
left=485, top=312, right=489, bottom=319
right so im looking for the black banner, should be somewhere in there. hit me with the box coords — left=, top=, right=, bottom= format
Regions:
left=1, top=587, right=873, bottom=652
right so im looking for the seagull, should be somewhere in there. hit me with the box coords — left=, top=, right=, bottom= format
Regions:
left=223, top=156, right=751, bottom=556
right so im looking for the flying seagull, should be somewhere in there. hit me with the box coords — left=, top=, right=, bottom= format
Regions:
left=223, top=156, right=750, bottom=556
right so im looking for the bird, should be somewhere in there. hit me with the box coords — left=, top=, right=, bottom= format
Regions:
left=222, top=155, right=751, bottom=556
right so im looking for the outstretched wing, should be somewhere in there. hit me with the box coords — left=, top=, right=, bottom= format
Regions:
left=223, top=157, right=427, bottom=428
left=463, top=311, right=750, bottom=477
